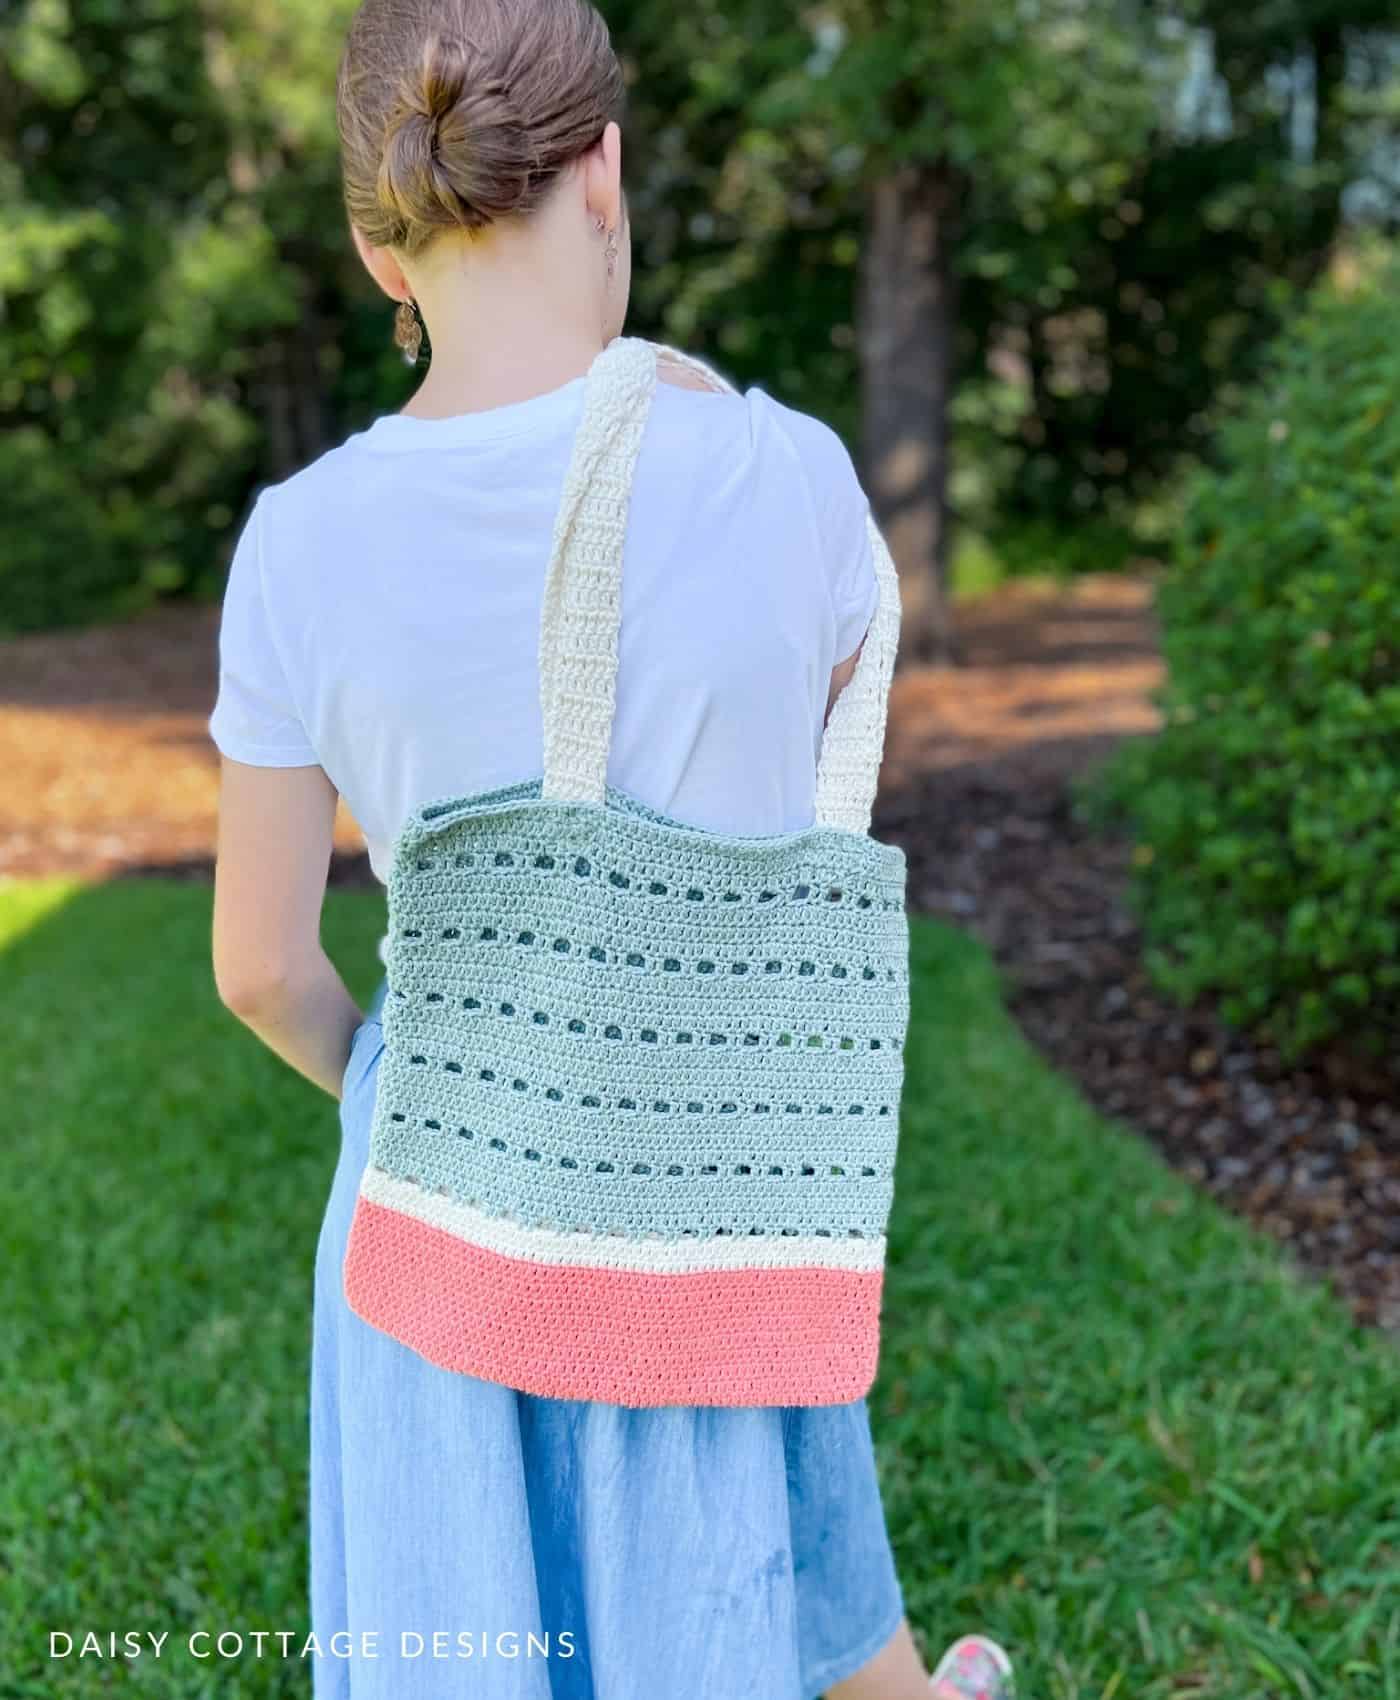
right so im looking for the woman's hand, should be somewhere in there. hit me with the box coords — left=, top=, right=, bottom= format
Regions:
left=211, top=757, right=364, bottom=1098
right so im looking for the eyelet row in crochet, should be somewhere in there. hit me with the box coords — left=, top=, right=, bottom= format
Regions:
left=389, top=1079, right=894, bottom=1121
left=406, top=991, right=901, bottom=1054
left=386, top=1127, right=885, bottom=1185
left=410, top=851, right=899, bottom=913
left=396, top=928, right=904, bottom=985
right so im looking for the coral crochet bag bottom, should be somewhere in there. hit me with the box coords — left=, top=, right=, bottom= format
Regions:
left=342, top=336, right=909, bottom=1408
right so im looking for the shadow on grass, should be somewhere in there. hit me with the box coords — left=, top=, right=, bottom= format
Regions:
left=2, top=878, right=1398, bottom=1699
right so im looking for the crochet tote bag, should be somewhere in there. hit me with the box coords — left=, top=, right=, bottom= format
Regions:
left=342, top=334, right=909, bottom=1408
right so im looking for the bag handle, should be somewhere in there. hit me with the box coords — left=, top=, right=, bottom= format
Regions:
left=538, top=336, right=901, bottom=834
left=538, top=336, right=658, bottom=806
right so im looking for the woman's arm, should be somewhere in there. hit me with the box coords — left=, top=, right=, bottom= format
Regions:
left=210, top=757, right=364, bottom=1099
left=824, top=633, right=866, bottom=728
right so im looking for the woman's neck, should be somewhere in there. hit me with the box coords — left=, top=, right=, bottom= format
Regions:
left=398, top=230, right=613, bottom=420
left=399, top=325, right=608, bottom=420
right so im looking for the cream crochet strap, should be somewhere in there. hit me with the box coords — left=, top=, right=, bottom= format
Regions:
left=538, top=336, right=902, bottom=835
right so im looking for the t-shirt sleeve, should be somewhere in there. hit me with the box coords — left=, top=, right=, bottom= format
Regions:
left=828, top=497, right=880, bottom=664
left=758, top=393, right=880, bottom=664
left=207, top=493, right=319, bottom=767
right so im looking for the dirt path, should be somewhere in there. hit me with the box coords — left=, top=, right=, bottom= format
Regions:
left=0, top=576, right=1161, bottom=879
left=0, top=604, right=366, bottom=879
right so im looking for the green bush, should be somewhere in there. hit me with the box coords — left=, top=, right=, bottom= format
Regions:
left=1076, top=256, right=1400, bottom=1062
left=0, top=427, right=144, bottom=635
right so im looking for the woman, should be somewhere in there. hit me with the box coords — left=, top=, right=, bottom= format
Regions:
left=207, top=1, right=1015, bottom=1696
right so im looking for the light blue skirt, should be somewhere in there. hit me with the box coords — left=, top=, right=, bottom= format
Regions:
left=309, top=978, right=905, bottom=1699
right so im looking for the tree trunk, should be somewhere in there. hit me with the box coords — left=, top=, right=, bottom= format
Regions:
left=857, top=158, right=963, bottom=667
left=255, top=310, right=333, bottom=484
left=1306, top=20, right=1347, bottom=281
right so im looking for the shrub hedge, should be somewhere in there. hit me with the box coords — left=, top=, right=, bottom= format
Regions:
left=1076, top=256, right=1400, bottom=1061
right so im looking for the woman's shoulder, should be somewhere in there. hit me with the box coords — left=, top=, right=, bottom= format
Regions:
left=648, top=344, right=861, bottom=492
left=257, top=432, right=375, bottom=513
left=245, top=431, right=392, bottom=571
left=654, top=349, right=728, bottom=395
left=737, top=387, right=868, bottom=530
left=744, top=396, right=863, bottom=496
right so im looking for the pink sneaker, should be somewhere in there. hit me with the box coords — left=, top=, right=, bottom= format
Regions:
left=928, top=1634, right=1016, bottom=1700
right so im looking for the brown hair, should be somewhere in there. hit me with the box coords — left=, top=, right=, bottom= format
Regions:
left=336, top=0, right=625, bottom=258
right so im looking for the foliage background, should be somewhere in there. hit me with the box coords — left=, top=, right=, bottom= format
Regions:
left=2, top=0, right=1397, bottom=635
left=1076, top=249, right=1400, bottom=1062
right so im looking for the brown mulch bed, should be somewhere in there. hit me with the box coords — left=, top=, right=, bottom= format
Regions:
left=0, top=603, right=369, bottom=879
left=3, top=579, right=1398, bottom=1334
left=876, top=763, right=1400, bottom=1336
left=873, top=577, right=1400, bottom=1337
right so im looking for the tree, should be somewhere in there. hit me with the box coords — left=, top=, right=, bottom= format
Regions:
left=2, top=0, right=1392, bottom=638
left=740, top=1, right=1159, bottom=661
left=977, top=0, right=1400, bottom=559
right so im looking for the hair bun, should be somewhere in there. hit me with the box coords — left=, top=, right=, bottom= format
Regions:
left=377, top=33, right=536, bottom=235
left=338, top=0, right=625, bottom=258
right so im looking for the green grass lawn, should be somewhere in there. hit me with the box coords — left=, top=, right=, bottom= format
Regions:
left=2, top=878, right=1398, bottom=1698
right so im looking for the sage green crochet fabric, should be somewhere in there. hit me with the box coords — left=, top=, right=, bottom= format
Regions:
left=372, top=776, right=909, bottom=1241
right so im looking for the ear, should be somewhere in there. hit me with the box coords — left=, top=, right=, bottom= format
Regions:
left=583, top=119, right=623, bottom=235
left=350, top=221, right=413, bottom=304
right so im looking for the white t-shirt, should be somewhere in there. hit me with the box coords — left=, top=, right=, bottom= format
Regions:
left=208, top=371, right=879, bottom=884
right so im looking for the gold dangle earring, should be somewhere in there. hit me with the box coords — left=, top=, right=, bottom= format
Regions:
left=394, top=296, right=423, bottom=365
left=595, top=215, right=618, bottom=285
left=596, top=216, right=619, bottom=343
